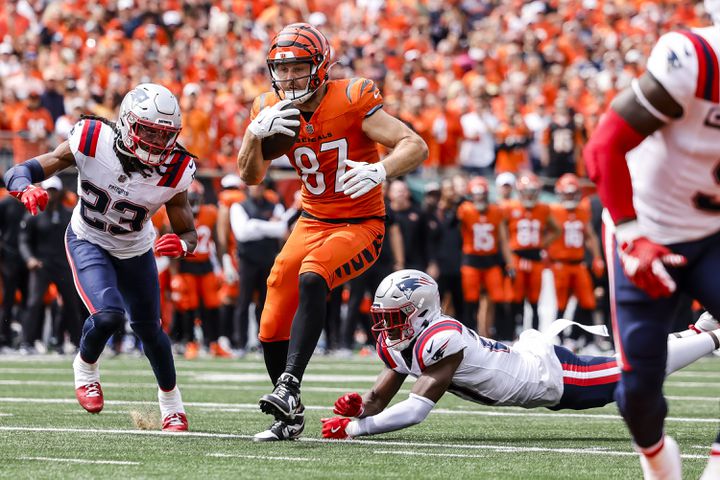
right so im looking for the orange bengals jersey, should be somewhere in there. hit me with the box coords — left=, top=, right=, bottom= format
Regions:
left=250, top=78, right=385, bottom=220
left=548, top=201, right=591, bottom=263
left=186, top=204, right=218, bottom=264
left=456, top=202, right=504, bottom=256
left=504, top=200, right=551, bottom=251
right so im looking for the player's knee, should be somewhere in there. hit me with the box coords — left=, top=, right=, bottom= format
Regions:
left=617, top=369, right=665, bottom=407
left=130, top=320, right=162, bottom=341
left=88, top=309, right=126, bottom=334
left=298, top=272, right=328, bottom=296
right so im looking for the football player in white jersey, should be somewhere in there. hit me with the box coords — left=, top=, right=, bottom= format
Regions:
left=583, top=1, right=720, bottom=477
left=3, top=83, right=197, bottom=431
left=321, top=271, right=720, bottom=450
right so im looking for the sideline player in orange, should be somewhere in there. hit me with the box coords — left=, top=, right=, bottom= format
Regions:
left=548, top=174, right=604, bottom=337
left=171, top=181, right=231, bottom=359
left=455, top=176, right=513, bottom=337
left=237, top=23, right=428, bottom=441
left=504, top=172, right=560, bottom=332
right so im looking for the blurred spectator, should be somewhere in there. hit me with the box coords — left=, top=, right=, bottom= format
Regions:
left=18, top=177, right=81, bottom=353
left=230, top=182, right=289, bottom=355
left=458, top=97, right=496, bottom=176
left=387, top=179, right=429, bottom=271
left=426, top=178, right=464, bottom=319
left=495, top=172, right=515, bottom=207
left=542, top=102, right=586, bottom=179
left=11, top=89, right=54, bottom=163
left=40, top=73, right=66, bottom=123
left=0, top=181, right=29, bottom=348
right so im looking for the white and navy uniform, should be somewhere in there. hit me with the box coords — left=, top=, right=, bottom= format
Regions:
left=605, top=27, right=720, bottom=449
left=627, top=27, right=720, bottom=244
left=64, top=118, right=195, bottom=316
left=68, top=119, right=195, bottom=259
left=379, top=317, right=564, bottom=408
left=609, top=28, right=720, bottom=365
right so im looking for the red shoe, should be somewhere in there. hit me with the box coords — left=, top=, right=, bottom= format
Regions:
left=75, top=382, right=104, bottom=413
left=162, top=412, right=188, bottom=431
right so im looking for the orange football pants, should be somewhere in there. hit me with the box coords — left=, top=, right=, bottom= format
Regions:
left=506, top=256, right=544, bottom=304
left=172, top=272, right=223, bottom=312
left=259, top=216, right=385, bottom=342
left=461, top=265, right=505, bottom=303
left=552, top=261, right=596, bottom=311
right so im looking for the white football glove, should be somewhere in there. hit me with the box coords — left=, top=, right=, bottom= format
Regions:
left=222, top=253, right=239, bottom=284
left=248, top=99, right=300, bottom=139
left=339, top=160, right=386, bottom=199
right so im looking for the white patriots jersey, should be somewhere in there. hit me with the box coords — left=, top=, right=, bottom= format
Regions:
left=68, top=119, right=195, bottom=259
left=627, top=27, right=720, bottom=244
left=377, top=317, right=564, bottom=408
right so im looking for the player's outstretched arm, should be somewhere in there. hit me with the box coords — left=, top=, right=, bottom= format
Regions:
left=3, top=141, right=76, bottom=215
left=362, top=109, right=428, bottom=178
left=157, top=191, right=198, bottom=258
left=322, top=352, right=463, bottom=439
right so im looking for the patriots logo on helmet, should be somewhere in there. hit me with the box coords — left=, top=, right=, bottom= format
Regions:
left=396, top=277, right=433, bottom=300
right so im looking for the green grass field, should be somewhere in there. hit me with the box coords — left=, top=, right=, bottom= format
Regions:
left=0, top=352, right=718, bottom=479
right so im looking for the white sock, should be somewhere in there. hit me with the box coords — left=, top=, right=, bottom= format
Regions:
left=667, top=328, right=698, bottom=340
left=158, top=386, right=185, bottom=418
left=666, top=330, right=720, bottom=375
left=72, top=353, right=99, bottom=389
left=700, top=444, right=720, bottom=480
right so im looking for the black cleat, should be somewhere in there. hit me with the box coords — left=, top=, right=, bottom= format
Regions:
left=259, top=373, right=301, bottom=421
left=253, top=404, right=305, bottom=442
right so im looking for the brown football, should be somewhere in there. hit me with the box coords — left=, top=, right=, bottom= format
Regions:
left=261, top=103, right=301, bottom=160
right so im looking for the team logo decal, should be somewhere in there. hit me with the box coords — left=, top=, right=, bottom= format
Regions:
left=396, top=277, right=433, bottom=300
left=118, top=174, right=127, bottom=183
left=305, top=124, right=315, bottom=134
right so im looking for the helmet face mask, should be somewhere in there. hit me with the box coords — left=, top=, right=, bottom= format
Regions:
left=117, top=83, right=182, bottom=167
left=516, top=173, right=541, bottom=208
left=370, top=302, right=418, bottom=350
left=268, top=60, right=316, bottom=104
left=370, top=269, right=441, bottom=351
left=555, top=173, right=581, bottom=209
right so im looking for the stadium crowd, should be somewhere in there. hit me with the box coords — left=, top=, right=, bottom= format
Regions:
left=0, top=0, right=710, bottom=357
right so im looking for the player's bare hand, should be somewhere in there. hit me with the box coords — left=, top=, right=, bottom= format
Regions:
left=339, top=160, right=386, bottom=199
left=248, top=99, right=300, bottom=139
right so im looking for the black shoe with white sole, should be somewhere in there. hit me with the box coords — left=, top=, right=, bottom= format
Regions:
left=259, top=373, right=301, bottom=421
left=253, top=404, right=305, bottom=442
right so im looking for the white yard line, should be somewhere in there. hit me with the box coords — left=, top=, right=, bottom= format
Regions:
left=0, top=426, right=707, bottom=461
left=207, top=453, right=314, bottom=461
left=372, top=449, right=707, bottom=460
left=18, top=456, right=140, bottom=465
left=0, top=396, right=716, bottom=424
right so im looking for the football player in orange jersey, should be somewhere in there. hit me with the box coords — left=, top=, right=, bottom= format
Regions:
left=455, top=177, right=513, bottom=337
left=170, top=181, right=231, bottom=359
left=548, top=174, right=605, bottom=338
left=236, top=23, right=427, bottom=441
left=504, top=172, right=560, bottom=332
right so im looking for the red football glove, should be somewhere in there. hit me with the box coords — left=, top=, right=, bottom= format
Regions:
left=321, top=417, right=351, bottom=439
left=591, top=257, right=605, bottom=279
left=333, top=393, right=364, bottom=417
left=11, top=185, right=48, bottom=216
left=154, top=233, right=192, bottom=258
left=615, top=222, right=686, bottom=299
